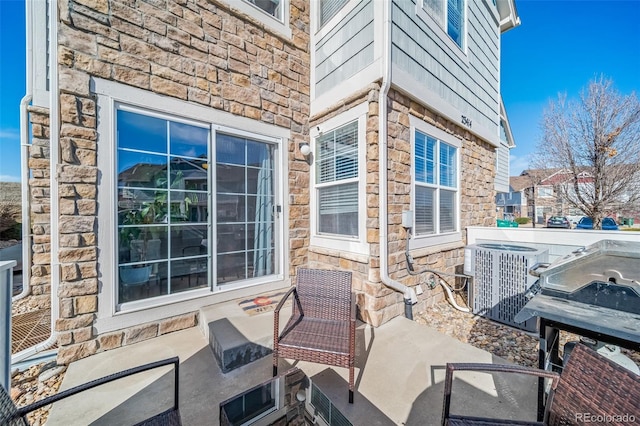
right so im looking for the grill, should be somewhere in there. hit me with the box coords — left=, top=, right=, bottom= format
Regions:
left=514, top=240, right=640, bottom=369
left=515, top=239, right=640, bottom=347
left=515, top=240, right=640, bottom=420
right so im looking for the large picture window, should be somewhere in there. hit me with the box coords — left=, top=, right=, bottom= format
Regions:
left=414, top=130, right=458, bottom=237
left=316, top=121, right=359, bottom=237
left=116, top=106, right=210, bottom=304
left=423, top=0, right=466, bottom=49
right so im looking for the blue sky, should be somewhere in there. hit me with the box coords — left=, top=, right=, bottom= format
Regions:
left=0, top=0, right=639, bottom=182
left=501, top=0, right=640, bottom=175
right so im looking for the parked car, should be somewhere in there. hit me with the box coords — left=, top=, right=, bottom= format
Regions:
left=575, top=217, right=619, bottom=230
left=546, top=216, right=571, bottom=229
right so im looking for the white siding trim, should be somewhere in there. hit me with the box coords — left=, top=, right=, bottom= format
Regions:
left=311, top=60, right=381, bottom=116
left=310, top=0, right=380, bottom=107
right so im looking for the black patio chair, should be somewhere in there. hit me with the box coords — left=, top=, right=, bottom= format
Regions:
left=1, top=357, right=181, bottom=426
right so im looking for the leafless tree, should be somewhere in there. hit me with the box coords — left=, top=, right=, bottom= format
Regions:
left=532, top=76, right=640, bottom=229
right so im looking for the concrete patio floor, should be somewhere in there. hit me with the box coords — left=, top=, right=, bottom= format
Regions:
left=46, top=300, right=540, bottom=426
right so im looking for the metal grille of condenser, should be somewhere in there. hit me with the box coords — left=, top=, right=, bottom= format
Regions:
left=465, top=243, right=548, bottom=332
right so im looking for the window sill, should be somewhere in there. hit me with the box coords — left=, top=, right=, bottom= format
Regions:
left=308, top=241, right=370, bottom=262
left=408, top=232, right=463, bottom=254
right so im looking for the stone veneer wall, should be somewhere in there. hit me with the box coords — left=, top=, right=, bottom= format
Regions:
left=309, top=87, right=497, bottom=327
left=54, top=0, right=310, bottom=364
left=28, top=106, right=52, bottom=309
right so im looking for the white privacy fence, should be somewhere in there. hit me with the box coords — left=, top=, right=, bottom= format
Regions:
left=466, top=227, right=640, bottom=263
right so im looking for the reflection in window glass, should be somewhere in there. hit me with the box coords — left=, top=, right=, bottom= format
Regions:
left=216, top=134, right=275, bottom=285
left=117, top=110, right=167, bottom=153
left=117, top=106, right=209, bottom=305
left=170, top=121, right=209, bottom=159
left=117, top=151, right=167, bottom=189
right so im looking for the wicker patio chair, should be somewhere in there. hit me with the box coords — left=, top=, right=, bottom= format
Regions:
left=273, top=268, right=356, bottom=403
left=1, top=357, right=181, bottom=426
left=442, top=343, right=640, bottom=425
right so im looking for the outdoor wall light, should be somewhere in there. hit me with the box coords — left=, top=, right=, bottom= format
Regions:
left=299, top=143, right=311, bottom=157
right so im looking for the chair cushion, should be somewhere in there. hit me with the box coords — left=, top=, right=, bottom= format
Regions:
left=278, top=316, right=350, bottom=356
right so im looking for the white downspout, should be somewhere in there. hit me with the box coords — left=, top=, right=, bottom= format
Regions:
left=14, top=0, right=35, bottom=302
left=12, top=0, right=58, bottom=363
left=15, top=94, right=32, bottom=301
left=378, top=0, right=417, bottom=317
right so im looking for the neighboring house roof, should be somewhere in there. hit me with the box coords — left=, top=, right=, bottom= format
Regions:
left=540, top=170, right=593, bottom=186
left=510, top=168, right=597, bottom=192
left=509, top=175, right=531, bottom=192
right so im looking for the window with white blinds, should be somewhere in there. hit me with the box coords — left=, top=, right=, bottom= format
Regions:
left=316, top=121, right=359, bottom=237
left=422, top=0, right=466, bottom=49
left=414, top=130, right=458, bottom=236
left=320, top=0, right=349, bottom=27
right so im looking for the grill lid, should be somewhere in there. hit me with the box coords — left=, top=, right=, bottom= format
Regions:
left=536, top=239, right=640, bottom=294
left=515, top=240, right=640, bottom=344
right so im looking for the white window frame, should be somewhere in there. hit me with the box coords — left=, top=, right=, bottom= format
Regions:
left=417, top=0, right=468, bottom=59
left=219, top=0, right=291, bottom=39
left=538, top=186, right=554, bottom=198
left=410, top=116, right=461, bottom=249
left=94, top=78, right=288, bottom=323
left=310, top=103, right=368, bottom=255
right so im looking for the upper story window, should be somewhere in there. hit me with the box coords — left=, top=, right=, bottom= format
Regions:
left=423, top=0, right=466, bottom=49
left=319, top=0, right=349, bottom=27
left=245, top=0, right=283, bottom=21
